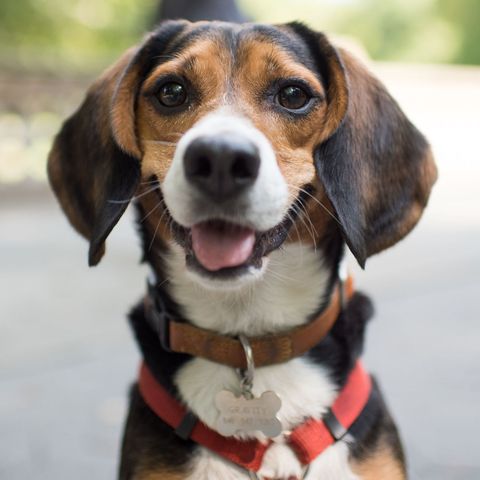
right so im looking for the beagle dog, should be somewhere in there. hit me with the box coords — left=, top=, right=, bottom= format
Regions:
left=48, top=20, right=437, bottom=480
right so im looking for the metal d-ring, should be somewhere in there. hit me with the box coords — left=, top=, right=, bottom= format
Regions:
left=238, top=334, right=255, bottom=399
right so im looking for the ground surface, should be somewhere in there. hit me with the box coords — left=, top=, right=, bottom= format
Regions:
left=1, top=63, right=479, bottom=479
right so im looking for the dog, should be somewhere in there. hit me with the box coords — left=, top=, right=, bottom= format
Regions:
left=47, top=19, right=437, bottom=480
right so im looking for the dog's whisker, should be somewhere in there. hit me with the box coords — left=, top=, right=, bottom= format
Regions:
left=288, top=212, right=303, bottom=247
left=144, top=140, right=178, bottom=147
left=265, top=268, right=295, bottom=285
left=295, top=198, right=319, bottom=249
left=148, top=207, right=170, bottom=252
left=285, top=211, right=305, bottom=262
left=141, top=200, right=165, bottom=223
left=290, top=203, right=318, bottom=251
left=108, top=184, right=160, bottom=204
left=297, top=188, right=341, bottom=226
left=265, top=259, right=298, bottom=282
left=163, top=215, right=175, bottom=249
left=288, top=183, right=343, bottom=227
left=140, top=179, right=160, bottom=185
left=291, top=203, right=313, bottom=237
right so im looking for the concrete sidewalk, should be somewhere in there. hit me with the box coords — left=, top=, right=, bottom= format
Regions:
left=1, top=63, right=479, bottom=479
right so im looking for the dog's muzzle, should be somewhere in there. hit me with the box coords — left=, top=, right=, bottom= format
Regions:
left=162, top=112, right=290, bottom=277
left=181, top=133, right=260, bottom=272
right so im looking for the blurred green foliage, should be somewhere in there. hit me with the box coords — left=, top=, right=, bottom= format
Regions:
left=437, top=0, right=480, bottom=65
left=0, top=0, right=479, bottom=74
left=241, top=0, right=480, bottom=65
left=0, top=0, right=156, bottom=74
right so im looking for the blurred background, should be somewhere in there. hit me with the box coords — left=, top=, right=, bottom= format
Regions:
left=0, top=0, right=479, bottom=478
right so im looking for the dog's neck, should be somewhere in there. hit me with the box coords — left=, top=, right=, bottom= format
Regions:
left=163, top=242, right=335, bottom=337
left=132, top=235, right=371, bottom=468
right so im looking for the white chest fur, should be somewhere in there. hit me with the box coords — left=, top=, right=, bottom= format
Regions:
left=165, top=243, right=358, bottom=479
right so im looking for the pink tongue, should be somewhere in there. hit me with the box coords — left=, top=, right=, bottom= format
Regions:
left=191, top=222, right=256, bottom=271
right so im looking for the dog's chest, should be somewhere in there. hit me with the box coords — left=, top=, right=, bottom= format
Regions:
left=177, top=357, right=358, bottom=479
left=166, top=244, right=358, bottom=479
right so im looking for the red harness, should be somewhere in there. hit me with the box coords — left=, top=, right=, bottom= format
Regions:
left=138, top=360, right=372, bottom=473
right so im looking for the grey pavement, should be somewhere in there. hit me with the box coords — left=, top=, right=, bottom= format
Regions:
left=1, top=63, right=480, bottom=479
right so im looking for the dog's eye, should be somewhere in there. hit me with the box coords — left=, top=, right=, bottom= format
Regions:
left=157, top=82, right=187, bottom=107
left=277, top=85, right=310, bottom=110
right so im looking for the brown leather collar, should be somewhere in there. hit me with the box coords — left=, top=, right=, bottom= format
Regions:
left=145, top=276, right=354, bottom=370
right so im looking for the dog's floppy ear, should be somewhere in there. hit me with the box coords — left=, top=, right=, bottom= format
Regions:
left=48, top=21, right=187, bottom=266
left=48, top=49, right=141, bottom=266
left=295, top=26, right=437, bottom=267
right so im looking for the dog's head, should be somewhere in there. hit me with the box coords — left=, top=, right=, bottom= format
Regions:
left=48, top=21, right=436, bottom=286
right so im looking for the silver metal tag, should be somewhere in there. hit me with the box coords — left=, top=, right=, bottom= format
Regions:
left=215, top=389, right=282, bottom=438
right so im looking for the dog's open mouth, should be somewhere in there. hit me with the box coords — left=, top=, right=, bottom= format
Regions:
left=191, top=221, right=256, bottom=271
left=167, top=185, right=315, bottom=279
left=171, top=217, right=294, bottom=279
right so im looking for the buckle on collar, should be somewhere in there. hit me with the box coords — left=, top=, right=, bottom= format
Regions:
left=146, top=280, right=172, bottom=352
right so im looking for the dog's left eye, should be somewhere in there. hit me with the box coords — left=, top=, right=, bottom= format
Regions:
left=277, top=85, right=310, bottom=110
left=157, top=82, right=187, bottom=107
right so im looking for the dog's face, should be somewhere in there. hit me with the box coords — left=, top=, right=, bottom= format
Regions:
left=138, top=24, right=345, bottom=284
left=48, top=21, right=436, bottom=287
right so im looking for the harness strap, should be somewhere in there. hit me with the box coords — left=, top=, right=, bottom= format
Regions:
left=138, top=360, right=372, bottom=472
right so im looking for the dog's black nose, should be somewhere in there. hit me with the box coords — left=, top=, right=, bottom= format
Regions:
left=183, top=134, right=260, bottom=201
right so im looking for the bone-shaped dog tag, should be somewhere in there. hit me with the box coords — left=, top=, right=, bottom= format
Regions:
left=215, top=390, right=282, bottom=437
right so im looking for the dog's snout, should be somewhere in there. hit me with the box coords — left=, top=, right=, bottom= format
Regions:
left=183, top=134, right=260, bottom=201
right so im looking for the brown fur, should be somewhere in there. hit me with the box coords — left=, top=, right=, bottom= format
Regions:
left=352, top=446, right=406, bottom=480
left=136, top=35, right=344, bottom=250
left=138, top=36, right=329, bottom=196
left=139, top=36, right=232, bottom=181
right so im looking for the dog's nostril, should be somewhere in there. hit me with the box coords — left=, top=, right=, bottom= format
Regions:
left=231, top=155, right=256, bottom=180
left=184, top=150, right=211, bottom=179
left=193, top=156, right=211, bottom=178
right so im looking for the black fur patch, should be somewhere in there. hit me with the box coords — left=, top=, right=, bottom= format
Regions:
left=129, top=302, right=190, bottom=395
left=119, top=384, right=195, bottom=480
left=308, top=292, right=374, bottom=386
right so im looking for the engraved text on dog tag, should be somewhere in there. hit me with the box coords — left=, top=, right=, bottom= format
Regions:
left=215, top=390, right=282, bottom=437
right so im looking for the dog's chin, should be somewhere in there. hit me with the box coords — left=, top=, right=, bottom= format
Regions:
left=170, top=217, right=292, bottom=291
left=185, top=257, right=269, bottom=291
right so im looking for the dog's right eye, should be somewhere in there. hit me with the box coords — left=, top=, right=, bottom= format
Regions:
left=277, top=85, right=310, bottom=110
left=157, top=82, right=187, bottom=107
